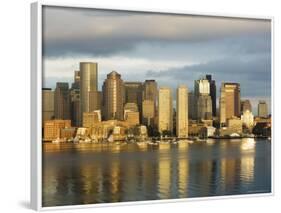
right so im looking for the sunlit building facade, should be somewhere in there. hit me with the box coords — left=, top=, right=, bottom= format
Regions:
left=219, top=83, right=241, bottom=124
left=42, top=88, right=54, bottom=124
left=54, top=82, right=70, bottom=120
left=158, top=87, right=173, bottom=134
left=102, top=71, right=125, bottom=120
left=258, top=100, right=268, bottom=118
left=80, top=62, right=98, bottom=122
left=176, top=85, right=189, bottom=138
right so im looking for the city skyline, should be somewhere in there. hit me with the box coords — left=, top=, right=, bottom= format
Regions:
left=42, top=6, right=271, bottom=114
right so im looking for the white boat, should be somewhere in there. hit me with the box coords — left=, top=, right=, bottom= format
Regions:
left=52, top=138, right=66, bottom=144
left=148, top=141, right=159, bottom=146
left=137, top=141, right=147, bottom=147
left=107, top=134, right=114, bottom=143
left=73, top=137, right=79, bottom=144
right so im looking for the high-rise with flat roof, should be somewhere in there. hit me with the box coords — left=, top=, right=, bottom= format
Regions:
left=80, top=62, right=98, bottom=122
left=54, top=82, right=70, bottom=120
left=158, top=87, right=173, bottom=134
left=188, top=91, right=195, bottom=120
left=176, top=85, right=188, bottom=138
left=241, top=99, right=252, bottom=113
left=142, top=80, right=158, bottom=127
left=42, top=88, right=54, bottom=123
left=206, top=75, right=216, bottom=116
left=194, top=78, right=212, bottom=120
left=124, top=82, right=143, bottom=111
left=70, top=88, right=80, bottom=127
left=258, top=101, right=268, bottom=118
left=219, top=82, right=240, bottom=124
left=102, top=71, right=125, bottom=120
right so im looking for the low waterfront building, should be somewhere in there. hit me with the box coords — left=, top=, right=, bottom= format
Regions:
left=60, top=127, right=76, bottom=140
left=76, top=127, right=89, bottom=137
left=217, top=117, right=243, bottom=136
left=124, top=111, right=140, bottom=126
left=188, top=120, right=207, bottom=136
left=82, top=111, right=101, bottom=128
left=43, top=120, right=71, bottom=141
left=227, top=117, right=243, bottom=134
left=199, top=126, right=216, bottom=138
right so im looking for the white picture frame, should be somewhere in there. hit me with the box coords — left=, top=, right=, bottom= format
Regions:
left=31, top=1, right=274, bottom=210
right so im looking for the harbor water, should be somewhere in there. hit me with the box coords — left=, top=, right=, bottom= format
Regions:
left=42, top=138, right=271, bottom=207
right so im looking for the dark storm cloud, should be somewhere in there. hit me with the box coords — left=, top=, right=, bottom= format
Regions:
left=42, top=6, right=271, bottom=104
left=42, top=6, right=271, bottom=58
left=146, top=54, right=271, bottom=97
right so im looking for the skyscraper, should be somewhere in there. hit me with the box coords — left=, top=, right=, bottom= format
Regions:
left=188, top=91, right=195, bottom=120
left=42, top=88, right=54, bottom=123
left=258, top=101, right=268, bottom=118
left=143, top=80, right=158, bottom=102
left=142, top=100, right=155, bottom=126
left=70, top=88, right=80, bottom=127
left=54, top=82, right=70, bottom=120
left=124, top=82, right=143, bottom=115
left=80, top=62, right=98, bottom=122
left=158, top=87, right=173, bottom=134
left=176, top=85, right=188, bottom=138
left=89, top=91, right=102, bottom=112
left=71, top=70, right=80, bottom=89
left=70, top=70, right=81, bottom=126
left=194, top=78, right=212, bottom=120
left=197, top=95, right=212, bottom=120
left=206, top=75, right=216, bottom=116
left=102, top=71, right=124, bottom=120
left=219, top=82, right=240, bottom=124
left=219, top=86, right=226, bottom=124
left=241, top=99, right=252, bottom=113
left=142, top=80, right=158, bottom=127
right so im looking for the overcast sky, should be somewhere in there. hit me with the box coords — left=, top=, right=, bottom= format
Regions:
left=42, top=6, right=271, bottom=114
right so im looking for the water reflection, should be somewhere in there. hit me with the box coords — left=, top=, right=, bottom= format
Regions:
left=42, top=138, right=271, bottom=207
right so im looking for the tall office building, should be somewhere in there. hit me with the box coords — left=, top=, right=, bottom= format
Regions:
left=102, top=71, right=124, bottom=120
left=71, top=70, right=80, bottom=89
left=194, top=78, right=210, bottom=96
left=124, top=82, right=143, bottom=113
left=54, top=82, right=70, bottom=120
left=258, top=101, right=268, bottom=118
left=69, top=70, right=81, bottom=126
left=89, top=91, right=102, bottom=112
left=158, top=87, right=173, bottom=134
left=241, top=99, right=252, bottom=113
left=219, top=86, right=226, bottom=124
left=142, top=100, right=155, bottom=126
left=197, top=95, right=212, bottom=120
left=124, top=103, right=140, bottom=126
left=194, top=78, right=212, bottom=120
left=42, top=88, right=54, bottom=123
left=142, top=80, right=158, bottom=127
left=80, top=62, right=98, bottom=121
left=70, top=88, right=80, bottom=127
left=188, top=91, right=195, bottom=120
left=219, top=82, right=240, bottom=124
left=206, top=75, right=216, bottom=116
left=143, top=80, right=158, bottom=102
left=176, top=85, right=188, bottom=138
